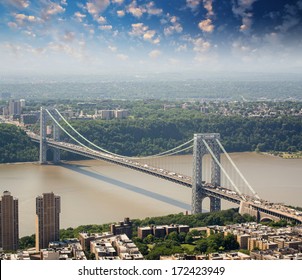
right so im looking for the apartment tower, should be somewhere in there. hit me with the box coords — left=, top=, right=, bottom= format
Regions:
left=36, top=192, right=61, bottom=251
left=0, top=191, right=19, bottom=251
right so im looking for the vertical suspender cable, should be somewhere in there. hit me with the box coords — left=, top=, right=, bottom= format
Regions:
left=202, top=139, right=246, bottom=201
left=216, top=139, right=260, bottom=199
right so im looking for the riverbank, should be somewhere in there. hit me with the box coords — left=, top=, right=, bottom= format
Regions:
left=263, top=151, right=302, bottom=159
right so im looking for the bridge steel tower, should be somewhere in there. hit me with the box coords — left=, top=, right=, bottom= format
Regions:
left=192, top=133, right=221, bottom=214
left=39, top=107, right=61, bottom=164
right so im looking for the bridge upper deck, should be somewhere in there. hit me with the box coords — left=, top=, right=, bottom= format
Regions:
left=29, top=132, right=302, bottom=224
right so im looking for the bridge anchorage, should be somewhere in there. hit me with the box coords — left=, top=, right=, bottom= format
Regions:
left=39, top=107, right=61, bottom=164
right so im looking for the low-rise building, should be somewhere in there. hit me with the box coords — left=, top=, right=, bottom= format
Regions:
left=153, top=226, right=166, bottom=239
left=138, top=224, right=190, bottom=240
left=78, top=232, right=114, bottom=251
left=138, top=226, right=153, bottom=240
left=111, top=217, right=133, bottom=238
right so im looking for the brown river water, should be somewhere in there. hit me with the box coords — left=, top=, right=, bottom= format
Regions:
left=0, top=152, right=301, bottom=237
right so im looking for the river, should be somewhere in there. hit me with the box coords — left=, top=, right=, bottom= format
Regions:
left=0, top=152, right=301, bottom=237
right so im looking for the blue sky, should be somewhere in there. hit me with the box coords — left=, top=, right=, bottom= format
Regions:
left=0, top=0, right=302, bottom=75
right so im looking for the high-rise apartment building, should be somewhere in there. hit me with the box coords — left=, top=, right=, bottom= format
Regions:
left=8, top=99, right=21, bottom=116
left=35, top=193, right=61, bottom=251
left=0, top=191, right=19, bottom=251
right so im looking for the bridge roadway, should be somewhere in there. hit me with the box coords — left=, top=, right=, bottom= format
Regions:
left=28, top=133, right=302, bottom=225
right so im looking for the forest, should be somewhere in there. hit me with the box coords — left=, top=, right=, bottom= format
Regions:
left=0, top=113, right=301, bottom=163
left=67, top=115, right=302, bottom=156
left=0, top=124, right=38, bottom=163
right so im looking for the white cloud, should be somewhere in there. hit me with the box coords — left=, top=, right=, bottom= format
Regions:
left=203, top=0, right=214, bottom=16
left=129, top=23, right=159, bottom=44
left=127, top=1, right=146, bottom=18
left=146, top=1, right=163, bottom=16
left=108, top=45, right=117, bottom=52
left=116, top=53, right=128, bottom=61
left=83, top=23, right=95, bottom=35
left=198, top=18, right=214, bottom=32
left=117, top=10, right=125, bottom=17
left=8, top=22, right=18, bottom=28
left=23, top=30, right=36, bottom=37
left=186, top=0, right=201, bottom=11
left=74, top=12, right=86, bottom=22
left=3, top=43, right=22, bottom=57
left=3, top=42, right=46, bottom=57
left=112, top=0, right=124, bottom=4
left=63, top=31, right=76, bottom=42
left=99, top=25, right=112, bottom=30
left=263, top=32, right=282, bottom=46
left=13, top=13, right=40, bottom=26
left=86, top=0, right=110, bottom=17
left=232, top=0, right=258, bottom=32
left=143, top=30, right=156, bottom=41
left=43, top=2, right=65, bottom=17
left=152, top=37, right=160, bottom=44
left=176, top=44, right=187, bottom=52
left=188, top=1, right=215, bottom=33
left=164, top=16, right=183, bottom=36
left=170, top=16, right=177, bottom=24
left=96, top=16, right=107, bottom=24
left=149, top=49, right=161, bottom=58
left=129, top=23, right=148, bottom=36
left=276, top=4, right=301, bottom=33
left=240, top=15, right=252, bottom=31
left=126, top=1, right=162, bottom=18
left=2, top=0, right=30, bottom=9
left=48, top=42, right=85, bottom=60
left=240, top=0, right=258, bottom=7
left=37, top=2, right=66, bottom=21
left=14, top=13, right=36, bottom=21
left=230, top=40, right=261, bottom=65
left=192, top=37, right=211, bottom=53
left=128, top=6, right=145, bottom=18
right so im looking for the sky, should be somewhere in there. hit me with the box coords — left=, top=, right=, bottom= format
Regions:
left=0, top=0, right=302, bottom=75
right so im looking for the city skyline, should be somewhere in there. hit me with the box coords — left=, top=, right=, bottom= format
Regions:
left=0, top=0, right=302, bottom=75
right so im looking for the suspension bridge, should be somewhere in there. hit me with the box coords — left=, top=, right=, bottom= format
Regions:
left=24, top=107, right=302, bottom=224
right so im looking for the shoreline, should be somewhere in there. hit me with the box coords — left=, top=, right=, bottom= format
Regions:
left=262, top=151, right=302, bottom=159
left=1, top=151, right=302, bottom=166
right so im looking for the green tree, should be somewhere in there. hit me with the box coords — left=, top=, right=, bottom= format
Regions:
left=185, top=232, right=194, bottom=244
left=166, top=231, right=179, bottom=242
left=143, top=234, right=155, bottom=244
left=19, top=234, right=35, bottom=249
left=223, top=234, right=239, bottom=251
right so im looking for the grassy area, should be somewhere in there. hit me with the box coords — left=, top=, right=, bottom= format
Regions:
left=181, top=244, right=196, bottom=253
left=280, top=152, right=302, bottom=159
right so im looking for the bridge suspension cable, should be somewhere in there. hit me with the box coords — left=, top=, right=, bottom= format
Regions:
left=201, top=139, right=246, bottom=201
left=45, top=109, right=104, bottom=155
left=45, top=109, right=193, bottom=182
left=216, top=139, right=260, bottom=199
left=53, top=108, right=193, bottom=160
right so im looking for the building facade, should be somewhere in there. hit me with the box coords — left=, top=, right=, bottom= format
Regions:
left=0, top=191, right=19, bottom=251
left=8, top=99, right=21, bottom=116
left=110, top=217, right=133, bottom=238
left=35, top=193, right=61, bottom=251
